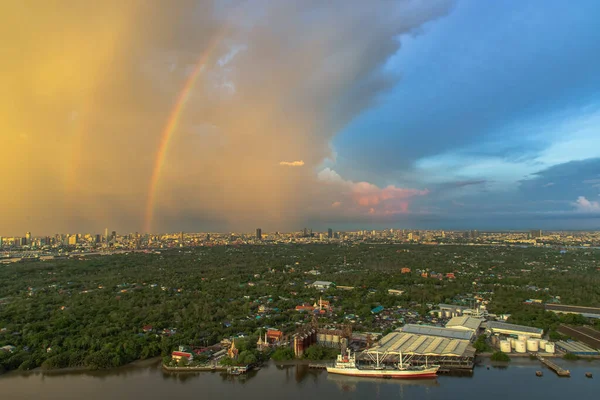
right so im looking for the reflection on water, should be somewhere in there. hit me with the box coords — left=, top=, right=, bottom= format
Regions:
left=0, top=359, right=599, bottom=400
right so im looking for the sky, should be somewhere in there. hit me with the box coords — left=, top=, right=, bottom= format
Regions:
left=2, top=0, right=600, bottom=235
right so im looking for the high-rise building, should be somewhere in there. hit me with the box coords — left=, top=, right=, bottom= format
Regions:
left=105, top=228, right=109, bottom=243
left=179, top=232, right=184, bottom=242
left=0, top=236, right=3, bottom=247
left=68, top=235, right=77, bottom=245
left=95, top=234, right=101, bottom=243
left=256, top=228, right=262, bottom=240
left=25, top=232, right=32, bottom=245
left=407, top=232, right=413, bottom=241
left=303, top=228, right=308, bottom=237
left=111, top=231, right=117, bottom=241
left=327, top=228, right=333, bottom=239
left=530, top=229, right=542, bottom=239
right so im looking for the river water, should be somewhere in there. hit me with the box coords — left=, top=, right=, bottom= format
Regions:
left=0, top=359, right=598, bottom=400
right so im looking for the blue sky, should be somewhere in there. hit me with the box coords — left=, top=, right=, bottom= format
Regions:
left=324, top=0, right=600, bottom=230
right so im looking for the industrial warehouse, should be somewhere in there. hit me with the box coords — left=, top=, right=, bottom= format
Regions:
left=360, top=325, right=476, bottom=369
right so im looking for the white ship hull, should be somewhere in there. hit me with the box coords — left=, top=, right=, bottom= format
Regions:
left=326, top=366, right=439, bottom=379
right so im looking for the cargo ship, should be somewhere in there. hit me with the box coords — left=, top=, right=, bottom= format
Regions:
left=326, top=350, right=439, bottom=379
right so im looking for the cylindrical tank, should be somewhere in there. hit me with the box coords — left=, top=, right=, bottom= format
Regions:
left=318, top=333, right=326, bottom=343
left=545, top=343, right=555, bottom=354
left=539, top=340, right=548, bottom=349
left=437, top=311, right=443, bottom=318
left=518, top=335, right=529, bottom=342
left=456, top=309, right=463, bottom=316
left=527, top=339, right=539, bottom=352
left=326, top=334, right=333, bottom=343
left=500, top=341, right=512, bottom=353
left=515, top=340, right=527, bottom=353
left=333, top=335, right=340, bottom=344
left=509, top=338, right=517, bottom=348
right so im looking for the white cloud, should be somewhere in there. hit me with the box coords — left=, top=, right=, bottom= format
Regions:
left=573, top=196, right=600, bottom=212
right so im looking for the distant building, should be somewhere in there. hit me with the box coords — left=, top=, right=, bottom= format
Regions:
left=545, top=304, right=600, bottom=319
left=256, top=228, right=262, bottom=240
left=171, top=351, right=193, bottom=362
left=530, top=229, right=543, bottom=239
left=25, top=232, right=31, bottom=245
left=310, top=281, right=335, bottom=290
left=388, top=289, right=404, bottom=296
left=401, top=268, right=411, bottom=274
left=327, top=228, right=333, bottom=239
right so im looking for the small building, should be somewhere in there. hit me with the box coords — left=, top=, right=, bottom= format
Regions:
left=266, top=329, right=284, bottom=343
left=388, top=289, right=404, bottom=296
left=171, top=351, right=193, bottom=362
left=0, top=345, right=16, bottom=353
left=310, top=281, right=335, bottom=290
left=371, top=305, right=385, bottom=314
left=401, top=268, right=411, bottom=274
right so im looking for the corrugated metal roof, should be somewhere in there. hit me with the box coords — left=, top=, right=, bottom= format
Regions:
left=401, top=324, right=474, bottom=340
left=556, top=340, right=599, bottom=354
left=486, top=321, right=543, bottom=335
left=366, top=331, right=473, bottom=357
left=446, top=316, right=483, bottom=331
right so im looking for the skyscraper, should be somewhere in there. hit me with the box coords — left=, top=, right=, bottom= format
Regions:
left=327, top=228, right=333, bottom=239
left=25, top=232, right=32, bottom=245
left=256, top=228, right=262, bottom=240
left=105, top=228, right=109, bottom=243
left=111, top=231, right=117, bottom=240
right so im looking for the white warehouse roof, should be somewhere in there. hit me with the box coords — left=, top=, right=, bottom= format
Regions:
left=445, top=316, right=483, bottom=331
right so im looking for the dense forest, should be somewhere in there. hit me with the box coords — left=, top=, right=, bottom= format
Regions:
left=1, top=243, right=599, bottom=373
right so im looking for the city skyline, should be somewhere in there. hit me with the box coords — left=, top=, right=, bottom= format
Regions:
left=3, top=1, right=600, bottom=235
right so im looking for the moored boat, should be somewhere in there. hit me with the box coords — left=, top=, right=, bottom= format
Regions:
left=326, top=350, right=439, bottom=379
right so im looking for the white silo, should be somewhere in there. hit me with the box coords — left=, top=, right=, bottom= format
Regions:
left=509, top=338, right=517, bottom=348
left=500, top=341, right=512, bottom=353
left=515, top=340, right=527, bottom=353
left=539, top=339, right=548, bottom=349
left=526, top=339, right=539, bottom=352
left=545, top=343, right=555, bottom=354
left=444, top=310, right=452, bottom=318
left=518, top=335, right=529, bottom=342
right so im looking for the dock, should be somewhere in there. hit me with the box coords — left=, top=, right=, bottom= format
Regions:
left=536, top=354, right=570, bottom=377
left=308, top=364, right=328, bottom=369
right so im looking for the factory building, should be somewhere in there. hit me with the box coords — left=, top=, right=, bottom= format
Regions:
left=292, top=328, right=317, bottom=357
left=445, top=316, right=483, bottom=333
left=401, top=324, right=474, bottom=341
left=556, top=341, right=599, bottom=356
left=485, top=321, right=543, bottom=339
left=545, top=304, right=600, bottom=319
left=361, top=329, right=476, bottom=369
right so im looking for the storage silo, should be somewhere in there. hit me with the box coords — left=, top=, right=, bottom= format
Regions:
left=515, top=340, right=527, bottom=353
left=545, top=343, right=555, bottom=354
left=326, top=333, right=334, bottom=345
left=518, top=335, right=529, bottom=342
left=500, top=341, right=512, bottom=353
left=444, top=310, right=452, bottom=318
left=509, top=338, right=517, bottom=348
left=526, top=339, right=539, bottom=352
left=539, top=340, right=548, bottom=349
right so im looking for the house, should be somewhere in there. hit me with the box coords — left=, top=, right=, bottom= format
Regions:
left=446, top=273, right=456, bottom=279
left=401, top=268, right=411, bottom=274
left=371, top=305, right=385, bottom=314
left=388, top=289, right=404, bottom=296
left=310, top=281, right=335, bottom=290
left=142, top=325, right=153, bottom=333
left=295, top=304, right=314, bottom=312
left=0, top=345, right=16, bottom=353
left=172, top=351, right=193, bottom=362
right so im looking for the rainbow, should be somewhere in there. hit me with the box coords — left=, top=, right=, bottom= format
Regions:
left=144, top=38, right=222, bottom=233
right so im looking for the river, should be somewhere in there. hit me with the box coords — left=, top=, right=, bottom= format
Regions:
left=0, top=358, right=598, bottom=400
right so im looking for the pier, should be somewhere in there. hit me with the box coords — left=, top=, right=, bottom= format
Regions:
left=308, top=364, right=328, bottom=369
left=536, top=354, right=570, bottom=377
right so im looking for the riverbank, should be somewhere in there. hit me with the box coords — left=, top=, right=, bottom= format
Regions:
left=1, top=356, right=163, bottom=377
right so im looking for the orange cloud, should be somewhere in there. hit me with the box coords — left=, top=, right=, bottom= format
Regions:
left=279, top=160, right=305, bottom=167
left=318, top=168, right=428, bottom=216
